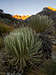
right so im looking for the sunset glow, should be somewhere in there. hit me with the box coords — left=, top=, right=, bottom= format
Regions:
left=48, top=6, right=56, bottom=11
left=13, top=15, right=30, bottom=20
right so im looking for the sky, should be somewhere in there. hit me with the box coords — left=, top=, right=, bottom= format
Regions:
left=0, top=0, right=56, bottom=15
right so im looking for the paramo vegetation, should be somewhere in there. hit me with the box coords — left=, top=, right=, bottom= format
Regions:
left=0, top=7, right=56, bottom=75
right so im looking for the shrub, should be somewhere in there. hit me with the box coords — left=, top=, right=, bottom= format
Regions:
left=0, top=22, right=14, bottom=35
left=39, top=34, right=52, bottom=59
left=29, top=15, right=53, bottom=33
left=39, top=60, right=56, bottom=75
left=4, top=27, right=43, bottom=73
left=0, top=37, right=4, bottom=48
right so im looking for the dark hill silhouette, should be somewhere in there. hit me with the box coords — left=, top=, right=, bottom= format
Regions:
left=38, top=7, right=56, bottom=28
left=25, top=7, right=56, bottom=33
left=0, top=9, right=24, bottom=28
left=25, top=7, right=56, bottom=23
